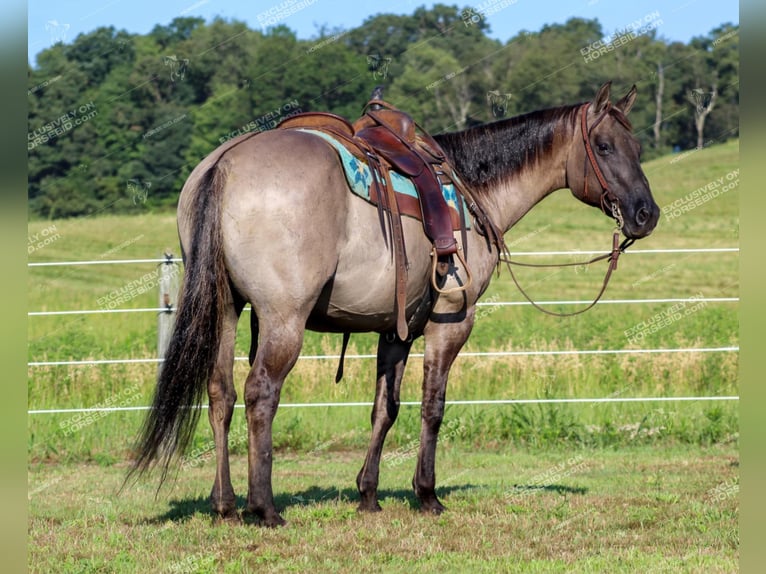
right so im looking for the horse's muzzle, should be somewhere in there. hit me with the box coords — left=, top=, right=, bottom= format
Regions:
left=623, top=197, right=660, bottom=239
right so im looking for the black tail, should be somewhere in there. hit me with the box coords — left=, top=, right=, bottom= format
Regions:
left=124, top=162, right=230, bottom=488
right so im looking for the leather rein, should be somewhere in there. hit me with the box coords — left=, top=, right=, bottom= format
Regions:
left=497, top=102, right=635, bottom=317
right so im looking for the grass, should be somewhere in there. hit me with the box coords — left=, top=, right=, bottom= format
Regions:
left=28, top=445, right=738, bottom=572
left=27, top=140, right=739, bottom=570
left=27, top=139, right=739, bottom=461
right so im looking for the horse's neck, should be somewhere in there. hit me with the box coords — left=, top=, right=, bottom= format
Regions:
left=438, top=110, right=576, bottom=235
left=486, top=146, right=570, bottom=233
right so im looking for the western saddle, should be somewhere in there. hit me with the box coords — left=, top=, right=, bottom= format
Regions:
left=278, top=98, right=483, bottom=340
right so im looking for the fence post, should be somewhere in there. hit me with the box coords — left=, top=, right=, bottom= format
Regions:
left=158, top=250, right=180, bottom=359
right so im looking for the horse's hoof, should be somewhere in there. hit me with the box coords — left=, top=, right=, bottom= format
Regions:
left=213, top=510, right=242, bottom=525
left=419, top=501, right=447, bottom=515
left=244, top=508, right=287, bottom=527
left=357, top=501, right=383, bottom=513
left=262, top=514, right=287, bottom=528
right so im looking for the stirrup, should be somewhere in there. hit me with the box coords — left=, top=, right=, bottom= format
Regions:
left=430, top=247, right=473, bottom=295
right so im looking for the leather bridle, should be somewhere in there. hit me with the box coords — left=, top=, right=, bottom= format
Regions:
left=579, top=101, right=629, bottom=231
left=498, top=102, right=635, bottom=317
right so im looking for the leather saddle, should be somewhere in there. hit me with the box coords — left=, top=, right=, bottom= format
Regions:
left=279, top=101, right=462, bottom=256
left=278, top=99, right=473, bottom=340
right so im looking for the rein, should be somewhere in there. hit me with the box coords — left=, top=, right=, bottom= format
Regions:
left=497, top=102, right=635, bottom=317
left=499, top=230, right=633, bottom=317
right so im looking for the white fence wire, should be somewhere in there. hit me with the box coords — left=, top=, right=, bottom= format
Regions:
left=28, top=346, right=739, bottom=368
left=27, top=297, right=739, bottom=317
left=29, top=395, right=740, bottom=416
left=25, top=247, right=739, bottom=268
left=28, top=248, right=739, bottom=415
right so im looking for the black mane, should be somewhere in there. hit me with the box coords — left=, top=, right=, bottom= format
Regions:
left=434, top=105, right=580, bottom=192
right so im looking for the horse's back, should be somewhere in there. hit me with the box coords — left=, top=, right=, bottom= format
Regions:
left=177, top=128, right=436, bottom=332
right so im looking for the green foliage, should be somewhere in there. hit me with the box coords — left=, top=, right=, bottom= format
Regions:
left=27, top=9, right=739, bottom=219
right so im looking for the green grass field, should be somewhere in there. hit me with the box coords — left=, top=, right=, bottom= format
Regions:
left=28, top=445, right=738, bottom=573
left=28, top=140, right=739, bottom=571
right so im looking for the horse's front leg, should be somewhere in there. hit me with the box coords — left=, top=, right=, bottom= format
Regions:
left=414, top=310, right=474, bottom=514
left=356, top=333, right=413, bottom=512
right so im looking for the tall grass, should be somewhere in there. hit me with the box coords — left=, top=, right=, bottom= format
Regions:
left=27, top=140, right=739, bottom=463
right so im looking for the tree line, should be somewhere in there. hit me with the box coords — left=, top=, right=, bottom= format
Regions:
left=27, top=4, right=738, bottom=219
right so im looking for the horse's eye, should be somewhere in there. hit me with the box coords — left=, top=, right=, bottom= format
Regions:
left=597, top=142, right=611, bottom=154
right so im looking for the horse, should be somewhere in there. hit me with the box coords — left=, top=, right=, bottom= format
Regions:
left=127, top=82, right=659, bottom=527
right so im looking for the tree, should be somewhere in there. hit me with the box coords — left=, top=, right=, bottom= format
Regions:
left=389, top=42, right=469, bottom=130
left=704, top=24, right=739, bottom=144
left=492, top=18, right=604, bottom=117
left=671, top=24, right=738, bottom=150
left=653, top=62, right=665, bottom=150
left=26, top=11, right=739, bottom=219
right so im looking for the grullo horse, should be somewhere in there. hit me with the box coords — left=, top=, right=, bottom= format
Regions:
left=127, top=82, right=659, bottom=526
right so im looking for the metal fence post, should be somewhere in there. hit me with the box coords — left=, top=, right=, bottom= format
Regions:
left=158, top=250, right=180, bottom=359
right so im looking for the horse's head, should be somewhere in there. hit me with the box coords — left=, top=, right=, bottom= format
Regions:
left=567, top=82, right=660, bottom=239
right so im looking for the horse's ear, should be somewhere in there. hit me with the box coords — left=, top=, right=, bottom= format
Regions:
left=615, top=85, right=638, bottom=115
left=591, top=81, right=612, bottom=114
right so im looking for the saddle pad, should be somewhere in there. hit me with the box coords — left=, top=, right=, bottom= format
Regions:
left=299, top=129, right=470, bottom=230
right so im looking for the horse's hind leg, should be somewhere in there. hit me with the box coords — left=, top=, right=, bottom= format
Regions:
left=357, top=333, right=413, bottom=512
left=243, top=316, right=305, bottom=527
left=208, top=296, right=244, bottom=522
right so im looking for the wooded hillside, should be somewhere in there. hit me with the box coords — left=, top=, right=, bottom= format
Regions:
left=27, top=5, right=738, bottom=218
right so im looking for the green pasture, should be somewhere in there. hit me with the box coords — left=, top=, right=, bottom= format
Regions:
left=27, top=139, right=739, bottom=571
left=27, top=139, right=739, bottom=462
left=28, top=445, right=738, bottom=572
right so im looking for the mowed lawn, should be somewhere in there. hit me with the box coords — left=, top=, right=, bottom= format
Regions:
left=28, top=140, right=739, bottom=571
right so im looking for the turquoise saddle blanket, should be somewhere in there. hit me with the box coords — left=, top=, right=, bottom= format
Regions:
left=299, top=128, right=471, bottom=227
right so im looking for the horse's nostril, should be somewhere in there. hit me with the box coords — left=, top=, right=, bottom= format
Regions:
left=636, top=207, right=649, bottom=226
